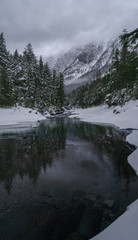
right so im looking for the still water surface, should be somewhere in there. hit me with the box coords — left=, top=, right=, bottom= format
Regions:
left=0, top=118, right=138, bottom=240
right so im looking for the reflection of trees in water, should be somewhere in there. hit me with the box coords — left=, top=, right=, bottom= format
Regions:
left=0, top=118, right=136, bottom=193
left=0, top=120, right=66, bottom=193
left=67, top=120, right=136, bottom=179
left=67, top=120, right=137, bottom=200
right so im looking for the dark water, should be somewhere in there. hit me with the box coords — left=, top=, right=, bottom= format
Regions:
left=0, top=118, right=138, bottom=240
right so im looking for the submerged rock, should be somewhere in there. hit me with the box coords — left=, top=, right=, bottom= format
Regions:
left=104, top=199, right=114, bottom=208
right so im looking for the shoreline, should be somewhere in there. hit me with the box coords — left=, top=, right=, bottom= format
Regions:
left=69, top=100, right=138, bottom=240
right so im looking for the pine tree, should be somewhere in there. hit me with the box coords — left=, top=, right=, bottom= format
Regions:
left=42, top=63, right=52, bottom=108
left=119, top=29, right=138, bottom=88
left=51, top=69, right=57, bottom=106
left=58, top=72, right=65, bottom=108
left=0, top=67, right=14, bottom=106
left=22, top=43, right=38, bottom=107
left=0, top=33, right=9, bottom=68
left=119, top=30, right=129, bottom=86
left=36, top=61, right=53, bottom=111
left=35, top=56, right=43, bottom=109
left=0, top=33, right=14, bottom=106
left=10, top=49, right=23, bottom=104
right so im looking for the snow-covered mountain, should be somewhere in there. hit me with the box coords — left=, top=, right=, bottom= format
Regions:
left=46, top=39, right=120, bottom=92
left=46, top=29, right=138, bottom=93
left=62, top=43, right=105, bottom=80
left=46, top=47, right=83, bottom=71
left=75, top=39, right=120, bottom=84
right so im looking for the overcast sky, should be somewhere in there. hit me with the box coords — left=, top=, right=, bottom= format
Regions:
left=0, top=0, right=138, bottom=57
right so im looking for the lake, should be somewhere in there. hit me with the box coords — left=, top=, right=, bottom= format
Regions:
left=0, top=117, right=138, bottom=240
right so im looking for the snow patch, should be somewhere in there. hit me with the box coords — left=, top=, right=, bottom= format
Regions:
left=0, top=106, right=45, bottom=130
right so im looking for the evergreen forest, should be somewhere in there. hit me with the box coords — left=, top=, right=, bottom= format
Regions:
left=0, top=33, right=65, bottom=112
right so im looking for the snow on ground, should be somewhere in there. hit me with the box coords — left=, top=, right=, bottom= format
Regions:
left=70, top=100, right=138, bottom=240
left=70, top=100, right=138, bottom=129
left=0, top=106, right=45, bottom=129
left=92, top=198, right=138, bottom=240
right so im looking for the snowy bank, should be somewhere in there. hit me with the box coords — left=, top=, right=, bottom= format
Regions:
left=91, top=198, right=138, bottom=240
left=0, top=106, right=46, bottom=130
left=70, top=100, right=138, bottom=240
left=70, top=100, right=138, bottom=129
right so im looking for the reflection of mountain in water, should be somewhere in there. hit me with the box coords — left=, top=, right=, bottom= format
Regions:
left=0, top=118, right=135, bottom=193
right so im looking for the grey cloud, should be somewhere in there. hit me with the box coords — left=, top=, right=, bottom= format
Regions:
left=0, top=0, right=138, bottom=57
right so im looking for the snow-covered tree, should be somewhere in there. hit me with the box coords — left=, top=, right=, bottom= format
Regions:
left=57, top=72, right=65, bottom=108
left=22, top=43, right=38, bottom=107
left=0, top=33, right=14, bottom=106
left=0, top=33, right=66, bottom=110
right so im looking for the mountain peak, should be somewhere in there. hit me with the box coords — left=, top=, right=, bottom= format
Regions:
left=46, top=39, right=120, bottom=91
